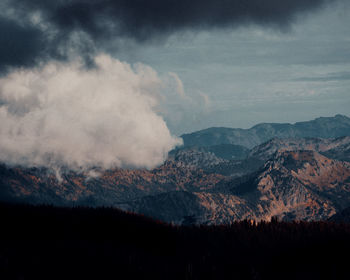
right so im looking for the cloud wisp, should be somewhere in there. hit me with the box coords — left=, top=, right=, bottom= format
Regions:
left=293, top=71, right=350, bottom=82
left=0, top=54, right=182, bottom=171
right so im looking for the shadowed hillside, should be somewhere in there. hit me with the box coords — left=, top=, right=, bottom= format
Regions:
left=0, top=203, right=349, bottom=280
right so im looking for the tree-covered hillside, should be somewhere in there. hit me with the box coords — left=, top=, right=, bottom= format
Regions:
left=1, top=203, right=349, bottom=280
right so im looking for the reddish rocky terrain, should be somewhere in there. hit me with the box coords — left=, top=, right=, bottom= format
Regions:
left=2, top=116, right=350, bottom=224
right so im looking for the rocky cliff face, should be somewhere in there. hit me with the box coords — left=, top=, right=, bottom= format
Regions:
left=244, top=150, right=350, bottom=221
left=121, top=150, right=350, bottom=224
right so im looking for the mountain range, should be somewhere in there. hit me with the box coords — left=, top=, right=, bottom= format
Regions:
left=182, top=114, right=350, bottom=148
left=1, top=114, right=350, bottom=224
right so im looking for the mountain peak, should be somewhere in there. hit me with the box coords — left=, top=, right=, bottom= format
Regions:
left=335, top=114, right=348, bottom=118
left=264, top=150, right=320, bottom=172
left=262, top=150, right=350, bottom=192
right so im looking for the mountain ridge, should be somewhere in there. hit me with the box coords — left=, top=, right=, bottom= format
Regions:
left=122, top=150, right=350, bottom=224
left=181, top=114, right=350, bottom=148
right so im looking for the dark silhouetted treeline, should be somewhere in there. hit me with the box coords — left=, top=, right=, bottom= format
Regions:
left=0, top=203, right=349, bottom=280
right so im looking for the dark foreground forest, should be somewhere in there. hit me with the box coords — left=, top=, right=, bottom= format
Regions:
left=0, top=203, right=349, bottom=280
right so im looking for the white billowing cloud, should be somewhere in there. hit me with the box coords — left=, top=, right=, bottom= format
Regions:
left=159, top=72, right=212, bottom=135
left=0, top=54, right=182, bottom=171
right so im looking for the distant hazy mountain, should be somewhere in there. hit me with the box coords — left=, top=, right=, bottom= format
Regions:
left=248, top=136, right=350, bottom=162
left=181, top=115, right=350, bottom=148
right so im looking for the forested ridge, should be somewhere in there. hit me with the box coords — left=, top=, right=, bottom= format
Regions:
left=0, top=203, right=349, bottom=280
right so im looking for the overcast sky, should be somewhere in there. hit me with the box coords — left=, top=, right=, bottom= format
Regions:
left=114, top=1, right=350, bottom=134
left=1, top=0, right=350, bottom=136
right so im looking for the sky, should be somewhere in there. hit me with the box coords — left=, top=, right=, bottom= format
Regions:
left=0, top=0, right=349, bottom=170
left=115, top=1, right=350, bottom=134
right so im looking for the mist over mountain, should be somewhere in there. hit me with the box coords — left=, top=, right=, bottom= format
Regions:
left=0, top=55, right=182, bottom=171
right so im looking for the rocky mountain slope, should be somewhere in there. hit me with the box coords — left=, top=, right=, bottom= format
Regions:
left=0, top=161, right=225, bottom=206
left=2, top=116, right=350, bottom=224
left=122, top=150, right=350, bottom=224
left=2, top=148, right=350, bottom=224
left=249, top=136, right=350, bottom=162
left=172, top=136, right=350, bottom=178
left=181, top=115, right=350, bottom=148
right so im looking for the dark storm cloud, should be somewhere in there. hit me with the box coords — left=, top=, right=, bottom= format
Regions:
left=0, top=0, right=339, bottom=70
left=16, top=0, right=337, bottom=38
left=0, top=17, right=45, bottom=71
